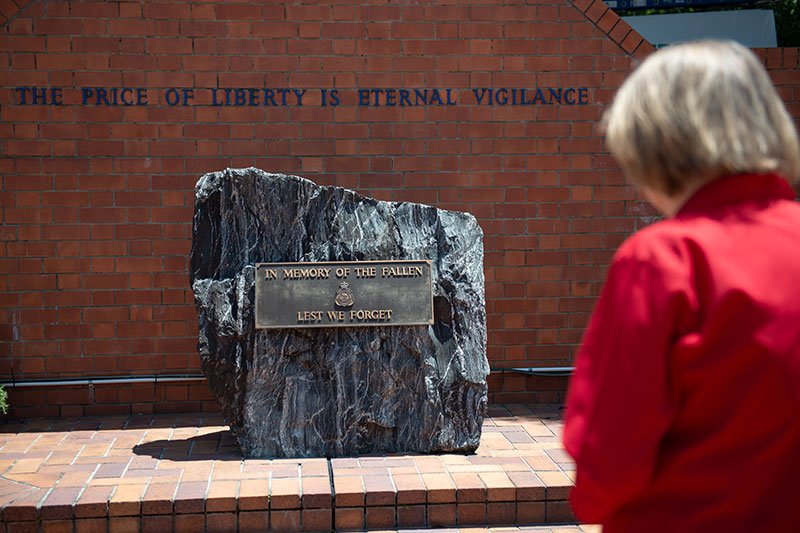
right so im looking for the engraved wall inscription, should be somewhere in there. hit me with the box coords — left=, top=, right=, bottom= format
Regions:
left=255, top=260, right=433, bottom=329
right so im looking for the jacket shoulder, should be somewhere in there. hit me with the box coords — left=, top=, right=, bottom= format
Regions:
left=614, top=219, right=692, bottom=266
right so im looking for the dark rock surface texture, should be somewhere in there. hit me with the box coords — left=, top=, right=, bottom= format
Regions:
left=190, top=168, right=488, bottom=458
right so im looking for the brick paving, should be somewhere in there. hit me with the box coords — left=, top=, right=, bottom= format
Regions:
left=0, top=404, right=588, bottom=532
left=382, top=524, right=602, bottom=533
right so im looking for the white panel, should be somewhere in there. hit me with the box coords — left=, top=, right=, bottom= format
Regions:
left=623, top=10, right=778, bottom=48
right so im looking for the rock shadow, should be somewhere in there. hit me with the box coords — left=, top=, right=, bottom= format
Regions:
left=133, top=430, right=242, bottom=461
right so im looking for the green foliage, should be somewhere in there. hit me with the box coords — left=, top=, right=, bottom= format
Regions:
left=771, top=0, right=800, bottom=46
left=0, top=385, right=7, bottom=415
left=616, top=0, right=800, bottom=47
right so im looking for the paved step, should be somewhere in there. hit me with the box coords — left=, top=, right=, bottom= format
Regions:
left=0, top=404, right=581, bottom=532
left=376, top=527, right=600, bottom=532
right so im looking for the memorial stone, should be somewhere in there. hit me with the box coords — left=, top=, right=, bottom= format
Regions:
left=190, top=168, right=488, bottom=458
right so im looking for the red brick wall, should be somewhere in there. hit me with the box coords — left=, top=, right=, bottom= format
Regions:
left=1, top=0, right=798, bottom=416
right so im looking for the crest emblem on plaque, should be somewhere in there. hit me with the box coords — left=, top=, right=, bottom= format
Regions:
left=334, top=281, right=354, bottom=307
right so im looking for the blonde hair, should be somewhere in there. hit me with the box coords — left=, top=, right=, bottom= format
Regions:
left=605, top=40, right=800, bottom=195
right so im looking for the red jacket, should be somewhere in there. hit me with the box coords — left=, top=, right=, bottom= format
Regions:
left=563, top=173, right=800, bottom=532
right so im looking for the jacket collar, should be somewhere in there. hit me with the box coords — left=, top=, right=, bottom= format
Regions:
left=677, top=173, right=796, bottom=217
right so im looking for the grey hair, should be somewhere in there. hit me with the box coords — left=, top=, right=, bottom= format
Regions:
left=604, top=40, right=800, bottom=195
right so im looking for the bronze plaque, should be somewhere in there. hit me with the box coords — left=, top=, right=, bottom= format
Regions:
left=255, top=260, right=433, bottom=329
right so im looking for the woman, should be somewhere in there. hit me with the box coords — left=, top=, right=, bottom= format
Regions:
left=563, top=40, right=800, bottom=532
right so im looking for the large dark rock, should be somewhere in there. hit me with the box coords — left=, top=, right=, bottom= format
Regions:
left=190, top=168, right=488, bottom=458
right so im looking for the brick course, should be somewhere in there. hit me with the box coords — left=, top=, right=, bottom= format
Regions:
left=1, top=0, right=799, bottom=414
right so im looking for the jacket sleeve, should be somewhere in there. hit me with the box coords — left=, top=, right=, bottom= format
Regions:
left=562, top=238, right=693, bottom=523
